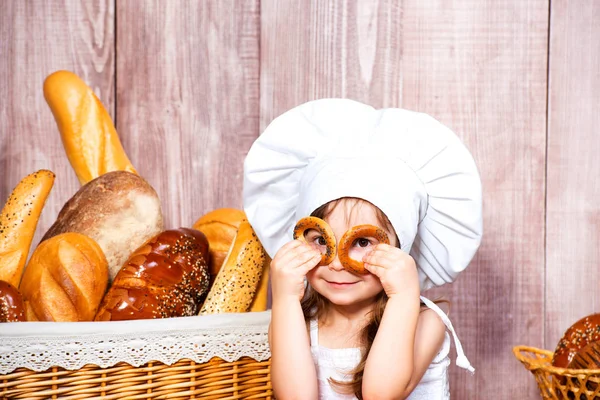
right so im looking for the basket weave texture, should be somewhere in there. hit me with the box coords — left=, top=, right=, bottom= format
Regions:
left=514, top=345, right=600, bottom=399
left=0, top=357, right=272, bottom=400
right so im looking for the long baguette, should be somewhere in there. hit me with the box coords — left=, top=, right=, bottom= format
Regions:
left=199, top=221, right=266, bottom=314
left=248, top=254, right=270, bottom=312
left=0, top=170, right=55, bottom=287
left=43, top=70, right=137, bottom=185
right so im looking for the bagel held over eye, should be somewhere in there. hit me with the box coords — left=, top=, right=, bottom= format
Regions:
left=95, top=228, right=210, bottom=321
left=293, top=216, right=337, bottom=266
left=338, top=225, right=390, bottom=274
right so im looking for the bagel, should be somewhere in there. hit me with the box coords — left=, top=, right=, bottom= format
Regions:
left=293, top=217, right=336, bottom=266
left=338, top=225, right=390, bottom=274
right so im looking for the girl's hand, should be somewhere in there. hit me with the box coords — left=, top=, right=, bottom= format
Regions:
left=270, top=240, right=322, bottom=301
left=362, top=244, right=420, bottom=298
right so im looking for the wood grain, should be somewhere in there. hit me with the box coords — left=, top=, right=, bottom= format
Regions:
left=402, top=1, right=549, bottom=398
left=261, top=0, right=548, bottom=397
left=0, top=1, right=115, bottom=259
left=546, top=1, right=600, bottom=352
left=116, top=0, right=260, bottom=230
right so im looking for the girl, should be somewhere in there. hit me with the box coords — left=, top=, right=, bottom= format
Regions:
left=243, top=99, right=482, bottom=399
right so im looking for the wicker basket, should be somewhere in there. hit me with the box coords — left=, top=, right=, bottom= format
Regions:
left=0, top=312, right=273, bottom=400
left=513, top=345, right=600, bottom=399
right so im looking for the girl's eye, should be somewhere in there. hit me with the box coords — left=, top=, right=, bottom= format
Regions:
left=316, top=237, right=327, bottom=246
left=354, top=238, right=371, bottom=248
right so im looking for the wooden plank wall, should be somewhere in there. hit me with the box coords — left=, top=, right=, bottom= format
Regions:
left=1, top=1, right=598, bottom=398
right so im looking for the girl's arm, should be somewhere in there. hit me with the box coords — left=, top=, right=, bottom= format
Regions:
left=270, top=297, right=318, bottom=399
left=268, top=240, right=321, bottom=399
left=361, top=244, right=446, bottom=399
left=362, top=293, right=446, bottom=399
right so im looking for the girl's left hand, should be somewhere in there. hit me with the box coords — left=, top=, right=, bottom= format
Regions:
left=362, top=244, right=420, bottom=298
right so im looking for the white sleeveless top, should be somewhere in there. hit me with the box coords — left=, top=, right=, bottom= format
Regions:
left=309, top=296, right=474, bottom=399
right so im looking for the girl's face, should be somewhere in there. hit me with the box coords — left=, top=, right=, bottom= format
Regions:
left=305, top=199, right=398, bottom=308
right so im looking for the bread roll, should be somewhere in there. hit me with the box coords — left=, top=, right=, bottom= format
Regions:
left=0, top=280, right=26, bottom=322
left=19, top=232, right=108, bottom=322
left=199, top=221, right=266, bottom=314
left=0, top=170, right=55, bottom=287
left=43, top=70, right=137, bottom=185
left=552, top=313, right=600, bottom=368
left=193, top=208, right=246, bottom=284
left=95, top=228, right=210, bottom=321
left=42, top=171, right=163, bottom=282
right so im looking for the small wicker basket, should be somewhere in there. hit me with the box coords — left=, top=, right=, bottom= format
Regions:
left=513, top=345, right=600, bottom=399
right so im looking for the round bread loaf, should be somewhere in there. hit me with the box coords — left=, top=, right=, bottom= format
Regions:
left=552, top=313, right=600, bottom=368
left=19, top=232, right=109, bottom=322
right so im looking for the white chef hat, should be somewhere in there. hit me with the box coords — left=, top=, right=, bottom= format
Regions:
left=243, top=98, right=482, bottom=291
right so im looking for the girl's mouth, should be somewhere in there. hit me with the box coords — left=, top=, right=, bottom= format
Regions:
left=326, top=281, right=358, bottom=288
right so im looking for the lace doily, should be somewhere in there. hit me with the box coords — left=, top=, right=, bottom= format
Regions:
left=0, top=311, right=271, bottom=374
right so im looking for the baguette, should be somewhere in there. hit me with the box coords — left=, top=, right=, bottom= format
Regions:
left=192, top=208, right=246, bottom=284
left=199, top=221, right=266, bottom=314
left=43, top=70, right=136, bottom=185
left=0, top=170, right=55, bottom=287
left=248, top=254, right=270, bottom=312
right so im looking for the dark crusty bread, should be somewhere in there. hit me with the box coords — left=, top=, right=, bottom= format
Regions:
left=42, top=171, right=163, bottom=282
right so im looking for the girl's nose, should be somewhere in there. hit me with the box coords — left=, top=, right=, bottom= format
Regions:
left=328, top=254, right=345, bottom=272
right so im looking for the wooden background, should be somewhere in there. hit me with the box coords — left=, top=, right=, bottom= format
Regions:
left=1, top=0, right=598, bottom=398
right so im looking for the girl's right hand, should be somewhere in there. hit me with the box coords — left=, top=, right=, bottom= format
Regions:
left=270, top=240, right=322, bottom=301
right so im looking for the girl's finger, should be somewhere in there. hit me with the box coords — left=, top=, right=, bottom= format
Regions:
left=299, top=252, right=322, bottom=273
left=278, top=247, right=319, bottom=269
left=363, top=262, right=383, bottom=276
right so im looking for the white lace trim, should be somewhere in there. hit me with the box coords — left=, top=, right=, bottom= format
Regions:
left=0, top=311, right=271, bottom=374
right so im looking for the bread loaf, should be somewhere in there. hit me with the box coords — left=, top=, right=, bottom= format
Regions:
left=43, top=70, right=137, bottom=185
left=19, top=232, right=108, bottom=322
left=0, top=280, right=26, bottom=322
left=193, top=208, right=246, bottom=284
left=552, top=313, right=600, bottom=368
left=95, top=228, right=210, bottom=321
left=199, top=221, right=266, bottom=314
left=0, top=170, right=55, bottom=287
left=42, top=171, right=163, bottom=282
left=248, top=254, right=270, bottom=312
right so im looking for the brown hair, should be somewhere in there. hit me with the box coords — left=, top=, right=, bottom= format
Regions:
left=301, top=198, right=445, bottom=399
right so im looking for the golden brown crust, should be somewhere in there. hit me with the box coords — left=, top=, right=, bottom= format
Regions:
left=338, top=225, right=390, bottom=274
left=0, top=280, right=26, bottom=322
left=192, top=208, right=246, bottom=283
left=0, top=170, right=55, bottom=287
left=552, top=313, right=600, bottom=368
left=42, top=171, right=163, bottom=282
left=43, top=70, right=137, bottom=185
left=293, top=217, right=336, bottom=266
left=19, top=232, right=109, bottom=322
left=94, top=228, right=210, bottom=321
left=199, top=221, right=266, bottom=314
